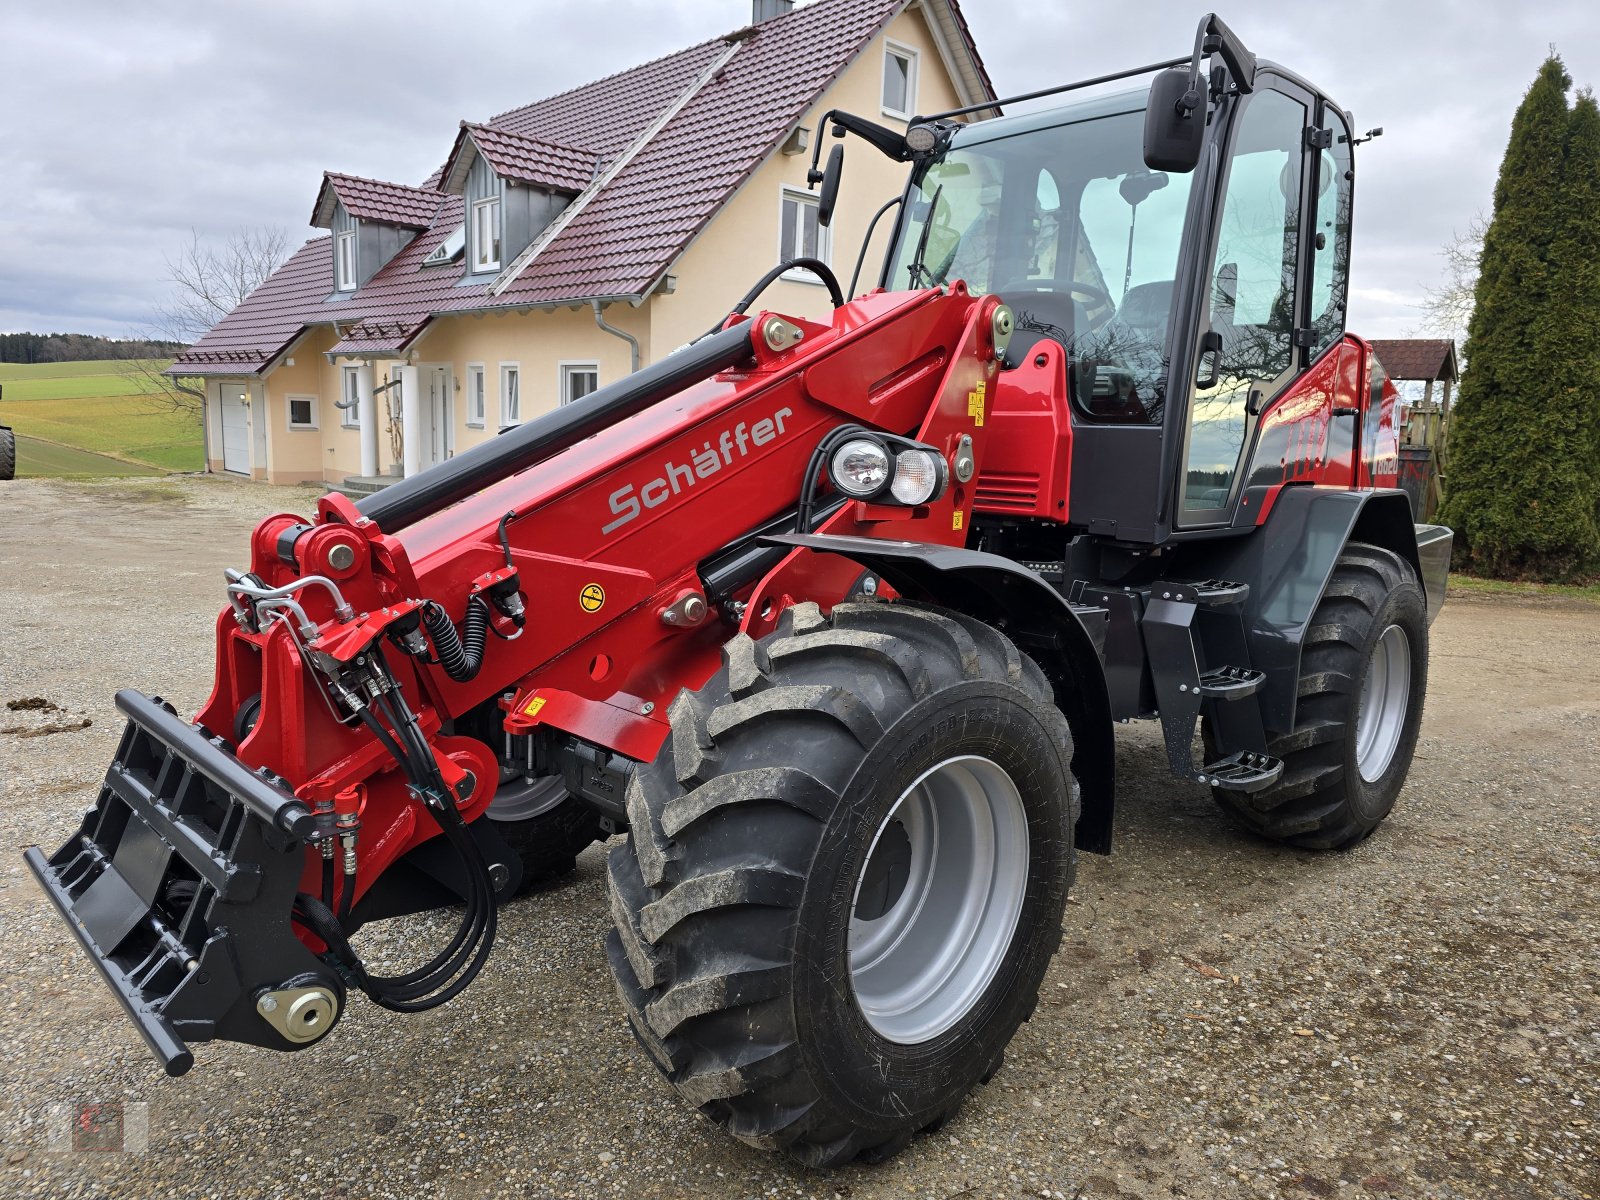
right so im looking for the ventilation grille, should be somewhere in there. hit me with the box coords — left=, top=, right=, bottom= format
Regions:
left=974, top=471, right=1040, bottom=513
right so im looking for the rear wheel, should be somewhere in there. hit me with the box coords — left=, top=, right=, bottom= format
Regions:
left=0, top=427, right=15, bottom=481
left=605, top=600, right=1078, bottom=1167
left=1211, top=542, right=1428, bottom=849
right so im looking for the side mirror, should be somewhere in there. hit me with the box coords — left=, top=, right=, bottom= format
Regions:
left=1143, top=68, right=1205, bottom=173
left=817, top=144, right=844, bottom=228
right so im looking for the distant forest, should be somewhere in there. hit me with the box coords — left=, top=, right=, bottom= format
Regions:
left=0, top=332, right=187, bottom=363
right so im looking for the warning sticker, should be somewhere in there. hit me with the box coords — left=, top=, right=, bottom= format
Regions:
left=522, top=695, right=547, bottom=719
left=580, top=583, right=606, bottom=613
left=952, top=510, right=964, bottom=531
left=967, top=381, right=986, bottom=427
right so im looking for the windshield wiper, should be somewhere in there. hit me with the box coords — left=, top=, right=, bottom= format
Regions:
left=906, top=184, right=943, bottom=289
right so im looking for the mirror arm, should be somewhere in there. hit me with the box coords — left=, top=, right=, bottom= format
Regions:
left=806, top=109, right=913, bottom=187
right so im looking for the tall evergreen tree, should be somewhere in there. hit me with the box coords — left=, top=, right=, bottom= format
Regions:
left=1440, top=56, right=1600, bottom=579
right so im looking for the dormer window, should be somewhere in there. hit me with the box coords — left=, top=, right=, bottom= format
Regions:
left=335, top=230, right=357, bottom=291
left=472, top=197, right=501, bottom=272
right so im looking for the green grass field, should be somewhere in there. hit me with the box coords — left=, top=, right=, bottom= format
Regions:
left=14, top=435, right=165, bottom=479
left=1, top=359, right=204, bottom=473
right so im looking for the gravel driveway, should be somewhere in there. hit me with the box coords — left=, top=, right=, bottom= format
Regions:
left=1, top=476, right=1595, bottom=1200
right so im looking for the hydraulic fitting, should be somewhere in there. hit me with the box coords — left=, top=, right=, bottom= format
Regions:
left=313, top=798, right=337, bottom=860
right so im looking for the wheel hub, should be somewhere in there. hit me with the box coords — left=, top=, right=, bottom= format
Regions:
left=1355, top=623, right=1412, bottom=783
left=848, top=755, right=1030, bottom=1045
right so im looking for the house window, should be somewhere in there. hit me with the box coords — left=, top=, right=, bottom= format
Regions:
left=335, top=230, right=357, bottom=291
left=500, top=363, right=520, bottom=424
left=286, top=394, right=318, bottom=431
left=779, top=187, right=830, bottom=280
left=473, top=197, right=502, bottom=272
left=560, top=363, right=599, bottom=406
left=466, top=364, right=487, bottom=427
left=341, top=367, right=361, bottom=429
left=881, top=41, right=918, bottom=120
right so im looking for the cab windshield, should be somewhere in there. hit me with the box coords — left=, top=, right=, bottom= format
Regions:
left=887, top=99, right=1195, bottom=423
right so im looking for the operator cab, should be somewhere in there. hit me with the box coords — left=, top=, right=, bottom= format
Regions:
left=879, top=47, right=1355, bottom=543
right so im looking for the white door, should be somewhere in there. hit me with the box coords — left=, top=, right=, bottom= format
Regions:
left=426, top=367, right=453, bottom=466
left=220, top=384, right=250, bottom=475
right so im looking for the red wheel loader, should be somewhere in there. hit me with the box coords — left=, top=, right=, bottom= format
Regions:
left=28, top=15, right=1450, bottom=1168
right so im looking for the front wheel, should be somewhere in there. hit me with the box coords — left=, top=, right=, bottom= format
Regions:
left=606, top=601, right=1079, bottom=1167
left=1210, top=542, right=1429, bottom=849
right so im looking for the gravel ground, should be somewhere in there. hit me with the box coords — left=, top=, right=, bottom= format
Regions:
left=0, top=475, right=1595, bottom=1200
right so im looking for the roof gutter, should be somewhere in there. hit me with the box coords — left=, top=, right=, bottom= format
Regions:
left=592, top=300, right=641, bottom=373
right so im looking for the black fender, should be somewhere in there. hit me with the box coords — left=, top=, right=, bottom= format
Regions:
left=1182, top=487, right=1450, bottom=738
left=765, top=532, right=1117, bottom=855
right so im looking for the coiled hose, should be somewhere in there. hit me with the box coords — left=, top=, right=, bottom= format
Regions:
left=422, top=597, right=490, bottom=682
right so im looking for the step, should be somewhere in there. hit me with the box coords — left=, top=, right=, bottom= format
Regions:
left=1153, top=579, right=1250, bottom=607
left=1194, top=751, right=1283, bottom=792
left=1197, top=664, right=1266, bottom=701
left=324, top=474, right=395, bottom=500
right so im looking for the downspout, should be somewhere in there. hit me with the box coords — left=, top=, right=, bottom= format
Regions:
left=592, top=300, right=640, bottom=374
left=172, top=378, right=211, bottom=474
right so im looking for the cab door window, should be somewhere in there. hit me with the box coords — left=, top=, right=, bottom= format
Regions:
left=1181, top=87, right=1308, bottom=518
left=1305, top=104, right=1354, bottom=357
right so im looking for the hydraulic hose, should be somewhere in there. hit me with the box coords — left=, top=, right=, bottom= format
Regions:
left=422, top=598, right=490, bottom=683
left=295, top=651, right=499, bottom=1014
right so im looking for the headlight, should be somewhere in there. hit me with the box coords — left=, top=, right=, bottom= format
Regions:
left=829, top=438, right=892, bottom=498
left=889, top=448, right=945, bottom=505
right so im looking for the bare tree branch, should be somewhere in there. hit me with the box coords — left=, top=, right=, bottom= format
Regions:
left=127, top=226, right=290, bottom=424
left=1413, top=214, right=1485, bottom=356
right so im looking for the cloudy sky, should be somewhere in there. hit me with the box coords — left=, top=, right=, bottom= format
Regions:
left=4, top=0, right=1599, bottom=340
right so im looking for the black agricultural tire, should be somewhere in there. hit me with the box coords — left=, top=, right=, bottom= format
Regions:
left=0, top=427, right=15, bottom=481
left=488, top=794, right=608, bottom=894
left=605, top=600, right=1079, bottom=1168
left=1209, top=542, right=1428, bottom=850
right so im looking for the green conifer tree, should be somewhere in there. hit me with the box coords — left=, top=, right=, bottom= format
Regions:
left=1439, top=56, right=1600, bottom=579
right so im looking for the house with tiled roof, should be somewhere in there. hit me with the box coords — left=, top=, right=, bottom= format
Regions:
left=176, top=0, right=995, bottom=486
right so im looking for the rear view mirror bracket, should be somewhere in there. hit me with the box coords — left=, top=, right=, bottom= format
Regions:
left=1144, top=12, right=1257, bottom=173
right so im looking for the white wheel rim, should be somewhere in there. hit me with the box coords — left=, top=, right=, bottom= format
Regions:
left=847, top=755, right=1030, bottom=1045
left=1355, top=624, right=1411, bottom=783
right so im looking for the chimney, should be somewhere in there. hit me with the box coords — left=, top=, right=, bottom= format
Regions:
left=752, top=0, right=794, bottom=22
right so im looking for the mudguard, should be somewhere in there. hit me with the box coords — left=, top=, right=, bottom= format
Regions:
left=1184, top=487, right=1451, bottom=738
left=764, top=532, right=1117, bottom=854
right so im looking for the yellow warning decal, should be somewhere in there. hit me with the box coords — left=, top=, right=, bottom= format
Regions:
left=580, top=583, right=606, bottom=613
left=522, top=695, right=547, bottom=719
left=952, top=510, right=964, bottom=531
left=967, top=380, right=986, bottom=427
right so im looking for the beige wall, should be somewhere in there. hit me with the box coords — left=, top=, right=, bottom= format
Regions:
left=408, top=302, right=650, bottom=460
left=649, top=4, right=966, bottom=354
left=263, top=329, right=339, bottom=483
left=212, top=3, right=974, bottom=487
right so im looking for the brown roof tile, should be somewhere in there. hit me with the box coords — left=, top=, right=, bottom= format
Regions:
left=1368, top=339, right=1458, bottom=382
left=312, top=172, right=443, bottom=229
left=442, top=125, right=598, bottom=195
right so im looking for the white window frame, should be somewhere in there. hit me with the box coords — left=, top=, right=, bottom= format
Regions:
left=881, top=39, right=919, bottom=121
left=559, top=361, right=600, bottom=406
left=466, top=363, right=487, bottom=427
left=778, top=186, right=831, bottom=284
left=472, top=196, right=502, bottom=272
left=499, top=362, right=520, bottom=425
left=335, top=230, right=357, bottom=291
left=285, top=393, right=319, bottom=431
left=341, top=366, right=361, bottom=429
